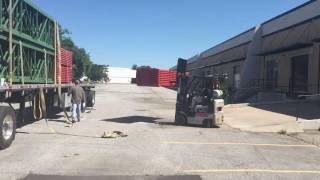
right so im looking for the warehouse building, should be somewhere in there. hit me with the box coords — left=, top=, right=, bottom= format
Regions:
left=107, top=67, right=136, bottom=84
left=181, top=0, right=320, bottom=102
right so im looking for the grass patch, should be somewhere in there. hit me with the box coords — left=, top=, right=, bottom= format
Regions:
left=278, top=129, right=287, bottom=135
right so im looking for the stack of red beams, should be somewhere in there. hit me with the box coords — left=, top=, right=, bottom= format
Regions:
left=136, top=68, right=176, bottom=87
left=136, top=68, right=159, bottom=86
left=158, top=70, right=176, bottom=87
left=56, top=48, right=73, bottom=83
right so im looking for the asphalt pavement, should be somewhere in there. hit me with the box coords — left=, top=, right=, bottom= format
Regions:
left=1, top=84, right=320, bottom=180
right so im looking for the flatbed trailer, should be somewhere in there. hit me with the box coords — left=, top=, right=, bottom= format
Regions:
left=0, top=0, right=96, bottom=149
left=0, top=83, right=96, bottom=149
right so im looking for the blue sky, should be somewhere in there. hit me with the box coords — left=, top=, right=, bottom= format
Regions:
left=33, top=0, right=307, bottom=69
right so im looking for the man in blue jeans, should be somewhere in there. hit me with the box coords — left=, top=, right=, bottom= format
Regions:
left=69, top=80, right=85, bottom=123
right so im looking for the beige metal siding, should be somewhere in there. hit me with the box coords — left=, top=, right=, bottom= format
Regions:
left=200, top=43, right=249, bottom=67
left=262, top=18, right=320, bottom=53
left=264, top=47, right=314, bottom=93
left=262, top=0, right=320, bottom=36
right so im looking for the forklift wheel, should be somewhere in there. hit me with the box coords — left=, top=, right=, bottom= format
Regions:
left=203, top=119, right=213, bottom=128
left=175, top=114, right=187, bottom=126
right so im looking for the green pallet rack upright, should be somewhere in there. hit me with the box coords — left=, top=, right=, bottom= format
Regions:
left=0, top=0, right=56, bottom=84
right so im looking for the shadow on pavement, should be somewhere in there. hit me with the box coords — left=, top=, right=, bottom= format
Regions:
left=101, top=116, right=179, bottom=126
left=101, top=116, right=161, bottom=124
left=16, top=107, right=34, bottom=128
left=101, top=115, right=217, bottom=129
left=17, top=107, right=66, bottom=128
left=21, top=174, right=202, bottom=180
left=163, top=86, right=178, bottom=91
left=250, top=100, right=320, bottom=120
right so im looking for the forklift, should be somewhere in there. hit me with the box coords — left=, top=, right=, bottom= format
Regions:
left=174, top=58, right=227, bottom=128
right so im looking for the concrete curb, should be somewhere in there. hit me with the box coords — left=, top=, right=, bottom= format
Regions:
left=225, top=99, right=320, bottom=108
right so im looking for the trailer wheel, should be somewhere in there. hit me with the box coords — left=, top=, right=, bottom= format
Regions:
left=0, top=107, right=16, bottom=149
left=175, top=113, right=187, bottom=126
left=203, top=119, right=213, bottom=128
left=86, top=90, right=95, bottom=107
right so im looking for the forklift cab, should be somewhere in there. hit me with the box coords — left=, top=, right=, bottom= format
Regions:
left=175, top=74, right=226, bottom=128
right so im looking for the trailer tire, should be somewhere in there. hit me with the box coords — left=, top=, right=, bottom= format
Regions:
left=0, top=107, right=16, bottom=150
left=175, top=113, right=187, bottom=126
left=86, top=90, right=95, bottom=107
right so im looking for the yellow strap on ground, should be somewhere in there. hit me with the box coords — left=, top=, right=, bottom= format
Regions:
left=178, top=168, right=320, bottom=174
left=163, top=141, right=317, bottom=148
left=63, top=109, right=72, bottom=124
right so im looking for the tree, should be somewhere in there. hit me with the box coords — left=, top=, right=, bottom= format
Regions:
left=138, top=65, right=151, bottom=69
left=60, top=28, right=93, bottom=80
left=60, top=28, right=109, bottom=81
left=88, top=64, right=108, bottom=81
left=132, top=64, right=138, bottom=70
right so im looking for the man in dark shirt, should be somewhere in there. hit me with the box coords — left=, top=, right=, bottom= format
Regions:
left=69, top=80, right=85, bottom=123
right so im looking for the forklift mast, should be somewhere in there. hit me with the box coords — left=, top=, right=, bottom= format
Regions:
left=175, top=58, right=228, bottom=121
left=175, top=58, right=189, bottom=116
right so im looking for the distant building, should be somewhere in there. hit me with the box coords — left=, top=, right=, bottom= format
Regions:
left=175, top=0, right=320, bottom=102
left=107, top=67, right=136, bottom=84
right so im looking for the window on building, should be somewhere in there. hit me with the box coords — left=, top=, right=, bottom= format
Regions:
left=291, top=55, right=309, bottom=92
left=265, top=60, right=278, bottom=88
left=233, top=66, right=241, bottom=89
